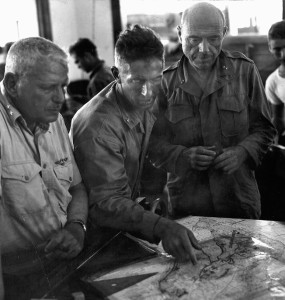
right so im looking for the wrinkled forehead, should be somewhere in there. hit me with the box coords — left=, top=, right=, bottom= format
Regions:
left=119, top=58, right=163, bottom=74
left=182, top=5, right=224, bottom=32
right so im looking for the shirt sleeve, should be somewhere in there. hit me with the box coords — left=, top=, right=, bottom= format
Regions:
left=265, top=75, right=283, bottom=105
left=72, top=124, right=160, bottom=243
left=238, top=64, right=277, bottom=167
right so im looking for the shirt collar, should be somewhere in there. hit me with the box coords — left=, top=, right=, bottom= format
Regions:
left=176, top=51, right=235, bottom=97
left=0, top=81, right=50, bottom=132
left=0, top=81, right=22, bottom=126
left=89, top=59, right=104, bottom=78
left=177, top=51, right=234, bottom=84
left=113, top=84, right=156, bottom=132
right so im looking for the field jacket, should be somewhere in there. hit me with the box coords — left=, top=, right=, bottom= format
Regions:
left=148, top=51, right=276, bottom=218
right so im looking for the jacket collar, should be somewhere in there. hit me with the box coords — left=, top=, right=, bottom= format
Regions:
left=176, top=51, right=235, bottom=98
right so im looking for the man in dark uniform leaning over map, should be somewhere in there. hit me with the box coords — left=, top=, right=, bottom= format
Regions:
left=148, top=2, right=276, bottom=219
left=70, top=25, right=201, bottom=263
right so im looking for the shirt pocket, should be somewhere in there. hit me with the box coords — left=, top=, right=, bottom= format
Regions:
left=217, top=95, right=248, bottom=137
left=53, top=161, right=73, bottom=191
left=165, top=104, right=195, bottom=145
left=1, top=162, right=47, bottom=218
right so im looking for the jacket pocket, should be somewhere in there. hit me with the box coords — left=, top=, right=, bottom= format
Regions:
left=217, top=95, right=248, bottom=137
left=2, top=162, right=47, bottom=217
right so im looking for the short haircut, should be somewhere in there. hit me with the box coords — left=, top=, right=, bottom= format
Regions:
left=268, top=21, right=285, bottom=40
left=114, top=24, right=164, bottom=67
left=69, top=38, right=98, bottom=57
left=5, top=37, right=67, bottom=78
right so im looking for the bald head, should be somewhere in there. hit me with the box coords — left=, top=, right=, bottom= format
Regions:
left=181, top=2, right=225, bottom=32
left=178, top=2, right=227, bottom=71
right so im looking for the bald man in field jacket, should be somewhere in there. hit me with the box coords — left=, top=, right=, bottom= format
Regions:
left=148, top=2, right=276, bottom=219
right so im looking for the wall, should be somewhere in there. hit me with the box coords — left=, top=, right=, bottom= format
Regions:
left=49, top=0, right=114, bottom=81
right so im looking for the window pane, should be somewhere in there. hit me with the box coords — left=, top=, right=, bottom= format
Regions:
left=0, top=0, right=38, bottom=46
left=120, top=0, right=283, bottom=38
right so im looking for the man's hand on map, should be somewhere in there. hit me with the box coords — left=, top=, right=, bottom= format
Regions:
left=154, top=218, right=202, bottom=264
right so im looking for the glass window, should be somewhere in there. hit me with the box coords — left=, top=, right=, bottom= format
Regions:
left=0, top=0, right=38, bottom=47
left=120, top=0, right=283, bottom=39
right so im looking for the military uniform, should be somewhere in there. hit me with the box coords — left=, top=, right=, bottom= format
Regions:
left=149, top=51, right=276, bottom=218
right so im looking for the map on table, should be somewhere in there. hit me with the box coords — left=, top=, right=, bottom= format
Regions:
left=85, top=217, right=285, bottom=300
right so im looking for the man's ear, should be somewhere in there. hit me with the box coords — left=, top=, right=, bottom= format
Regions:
left=111, top=66, right=121, bottom=83
left=3, top=72, right=18, bottom=98
left=268, top=41, right=273, bottom=54
left=177, top=25, right=182, bottom=43
left=223, top=26, right=228, bottom=37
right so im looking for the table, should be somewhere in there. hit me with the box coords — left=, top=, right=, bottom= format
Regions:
left=78, top=217, right=285, bottom=300
left=19, top=216, right=285, bottom=299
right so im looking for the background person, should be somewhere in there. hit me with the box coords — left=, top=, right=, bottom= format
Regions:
left=0, top=37, right=88, bottom=299
left=69, top=38, right=113, bottom=100
left=265, top=20, right=285, bottom=146
left=0, top=42, right=13, bottom=82
left=70, top=25, right=201, bottom=263
left=148, top=2, right=276, bottom=219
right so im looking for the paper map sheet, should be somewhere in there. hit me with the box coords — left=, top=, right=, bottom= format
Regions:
left=86, top=217, right=285, bottom=300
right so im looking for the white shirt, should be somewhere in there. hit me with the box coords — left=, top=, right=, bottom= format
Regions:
left=265, top=68, right=285, bottom=105
left=0, top=86, right=82, bottom=256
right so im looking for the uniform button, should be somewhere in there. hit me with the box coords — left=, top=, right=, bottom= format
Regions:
left=126, top=118, right=130, bottom=123
left=25, top=176, right=29, bottom=181
left=43, top=163, right=47, bottom=169
left=69, top=177, right=72, bottom=181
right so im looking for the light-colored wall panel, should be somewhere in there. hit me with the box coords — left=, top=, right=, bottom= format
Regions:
left=49, top=0, right=114, bottom=81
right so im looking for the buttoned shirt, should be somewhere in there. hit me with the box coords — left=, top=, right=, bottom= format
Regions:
left=70, top=82, right=160, bottom=242
left=0, top=83, right=82, bottom=256
left=149, top=51, right=276, bottom=219
left=265, top=68, right=285, bottom=105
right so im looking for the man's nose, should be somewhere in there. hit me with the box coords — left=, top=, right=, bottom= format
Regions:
left=141, top=82, right=154, bottom=97
left=198, top=38, right=210, bottom=53
left=52, top=87, right=65, bottom=104
left=280, top=48, right=285, bottom=59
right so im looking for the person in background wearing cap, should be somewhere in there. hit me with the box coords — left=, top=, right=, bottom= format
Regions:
left=148, top=2, right=276, bottom=219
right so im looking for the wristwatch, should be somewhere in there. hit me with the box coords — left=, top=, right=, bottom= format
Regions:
left=67, top=219, right=87, bottom=232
